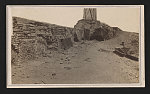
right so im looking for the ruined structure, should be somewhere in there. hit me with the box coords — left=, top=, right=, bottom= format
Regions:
left=11, top=8, right=122, bottom=63
left=11, top=17, right=74, bottom=63
left=73, top=8, right=117, bottom=42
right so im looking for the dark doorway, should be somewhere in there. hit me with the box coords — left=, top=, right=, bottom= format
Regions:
left=90, top=28, right=104, bottom=41
left=83, top=29, right=90, bottom=40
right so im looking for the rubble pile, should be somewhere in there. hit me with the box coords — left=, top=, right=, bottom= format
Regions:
left=73, top=19, right=118, bottom=41
left=112, top=31, right=139, bottom=60
left=125, top=33, right=139, bottom=58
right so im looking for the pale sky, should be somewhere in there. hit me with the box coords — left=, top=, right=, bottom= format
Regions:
left=10, top=6, right=141, bottom=33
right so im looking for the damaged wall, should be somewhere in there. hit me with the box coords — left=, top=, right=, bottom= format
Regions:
left=11, top=17, right=74, bottom=63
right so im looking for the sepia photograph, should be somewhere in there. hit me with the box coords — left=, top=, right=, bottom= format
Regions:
left=6, top=5, right=145, bottom=88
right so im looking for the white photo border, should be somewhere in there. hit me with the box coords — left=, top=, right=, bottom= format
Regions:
left=6, top=5, right=145, bottom=88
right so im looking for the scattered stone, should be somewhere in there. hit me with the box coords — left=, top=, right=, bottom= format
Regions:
left=84, top=58, right=91, bottom=62
left=27, top=76, right=30, bottom=78
left=68, top=62, right=71, bottom=64
left=64, top=67, right=71, bottom=70
left=52, top=73, right=56, bottom=76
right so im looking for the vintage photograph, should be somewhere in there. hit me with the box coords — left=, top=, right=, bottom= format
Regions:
left=7, top=5, right=144, bottom=88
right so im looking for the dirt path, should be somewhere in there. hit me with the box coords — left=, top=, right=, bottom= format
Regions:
left=12, top=40, right=139, bottom=84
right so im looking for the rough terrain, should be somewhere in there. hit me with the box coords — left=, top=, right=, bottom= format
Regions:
left=12, top=34, right=139, bottom=84
left=11, top=17, right=139, bottom=84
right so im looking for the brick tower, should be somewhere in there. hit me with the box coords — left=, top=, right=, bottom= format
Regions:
left=83, top=8, right=97, bottom=20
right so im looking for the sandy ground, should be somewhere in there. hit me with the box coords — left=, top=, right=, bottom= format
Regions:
left=12, top=39, right=139, bottom=84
